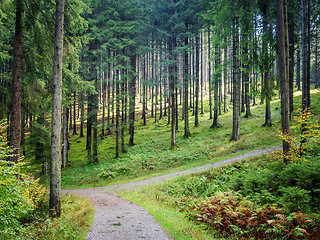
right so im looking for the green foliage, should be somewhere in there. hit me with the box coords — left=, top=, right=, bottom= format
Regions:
left=20, top=194, right=94, bottom=240
left=0, top=121, right=46, bottom=238
left=0, top=121, right=93, bottom=239
left=272, top=108, right=320, bottom=163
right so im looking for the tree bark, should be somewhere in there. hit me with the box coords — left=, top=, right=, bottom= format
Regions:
left=79, top=91, right=84, bottom=138
left=73, top=92, right=77, bottom=135
left=115, top=69, right=120, bottom=158
left=62, top=107, right=68, bottom=168
left=11, top=0, right=23, bottom=163
left=232, top=22, right=240, bottom=141
left=277, top=0, right=290, bottom=162
left=170, top=37, right=177, bottom=148
left=184, top=37, right=191, bottom=138
left=50, top=0, right=64, bottom=217
left=194, top=35, right=200, bottom=127
left=129, top=53, right=136, bottom=146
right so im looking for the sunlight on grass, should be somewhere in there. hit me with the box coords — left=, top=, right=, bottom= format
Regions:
left=37, top=90, right=320, bottom=189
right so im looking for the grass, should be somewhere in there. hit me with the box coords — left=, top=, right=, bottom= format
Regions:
left=36, top=89, right=320, bottom=189
left=122, top=147, right=320, bottom=239
left=19, top=194, right=94, bottom=240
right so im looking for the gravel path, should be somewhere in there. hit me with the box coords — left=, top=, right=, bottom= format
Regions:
left=63, top=145, right=280, bottom=240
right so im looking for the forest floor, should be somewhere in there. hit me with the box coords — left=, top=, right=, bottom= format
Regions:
left=63, top=145, right=280, bottom=240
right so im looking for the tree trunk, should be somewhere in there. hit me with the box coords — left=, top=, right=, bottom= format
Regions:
left=92, top=82, right=98, bottom=163
left=129, top=53, right=136, bottom=146
left=11, top=0, right=23, bottom=163
left=194, top=35, right=200, bottom=127
left=208, top=29, right=212, bottom=119
left=301, top=0, right=309, bottom=111
left=296, top=48, right=301, bottom=90
left=115, top=69, right=120, bottom=158
left=79, top=91, right=84, bottom=138
left=62, top=107, right=68, bottom=168
left=121, top=69, right=125, bottom=153
left=262, top=15, right=271, bottom=126
left=277, top=0, right=290, bottom=162
left=169, top=35, right=177, bottom=148
left=50, top=0, right=64, bottom=217
left=288, top=0, right=295, bottom=115
left=102, top=73, right=106, bottom=138
left=142, top=55, right=147, bottom=126
left=224, top=43, right=228, bottom=112
left=73, top=92, right=77, bottom=135
left=184, top=37, right=191, bottom=138
left=212, top=45, right=220, bottom=128
left=86, top=96, right=92, bottom=154
left=232, top=22, right=240, bottom=141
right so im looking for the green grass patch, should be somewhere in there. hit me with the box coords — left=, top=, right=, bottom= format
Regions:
left=19, top=194, right=94, bottom=240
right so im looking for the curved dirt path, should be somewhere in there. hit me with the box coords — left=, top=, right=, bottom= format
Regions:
left=63, top=145, right=280, bottom=240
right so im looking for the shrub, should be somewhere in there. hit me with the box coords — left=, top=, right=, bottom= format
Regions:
left=0, top=121, right=46, bottom=239
left=187, top=192, right=320, bottom=240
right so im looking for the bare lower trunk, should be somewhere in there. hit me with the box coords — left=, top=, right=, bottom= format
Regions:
left=62, top=107, right=68, bottom=168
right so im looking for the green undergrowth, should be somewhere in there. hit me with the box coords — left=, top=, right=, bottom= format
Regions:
left=123, top=144, right=320, bottom=240
left=37, top=90, right=320, bottom=189
left=0, top=122, right=94, bottom=240
left=18, top=194, right=94, bottom=240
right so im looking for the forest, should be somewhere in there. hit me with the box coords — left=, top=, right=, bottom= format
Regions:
left=1, top=0, right=320, bottom=239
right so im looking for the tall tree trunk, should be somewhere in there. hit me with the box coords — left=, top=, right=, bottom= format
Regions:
left=86, top=96, right=92, bottom=154
left=262, top=15, right=271, bottom=126
left=129, top=53, right=136, bottom=146
left=11, top=0, right=23, bottom=163
left=306, top=0, right=310, bottom=108
left=288, top=0, right=295, bottom=115
left=159, top=49, right=163, bottom=120
left=73, top=92, right=77, bottom=135
left=301, top=0, right=309, bottom=111
left=296, top=48, right=301, bottom=90
left=50, top=0, right=64, bottom=217
left=277, top=0, right=290, bottom=162
left=184, top=37, right=191, bottom=138
left=111, top=62, right=115, bottom=126
left=79, top=91, right=84, bottom=138
left=92, top=81, right=98, bottom=163
left=212, top=45, right=220, bottom=128
left=170, top=36, right=177, bottom=148
left=115, top=70, right=120, bottom=158
left=62, top=107, right=68, bottom=168
left=142, top=54, right=147, bottom=126
left=232, top=22, right=240, bottom=141
left=194, top=35, right=200, bottom=127
left=121, top=69, right=125, bottom=153
left=208, top=29, right=212, bottom=119
left=102, top=73, right=106, bottom=138
left=224, top=43, right=228, bottom=112
left=200, top=32, right=204, bottom=115
left=21, top=106, right=26, bottom=156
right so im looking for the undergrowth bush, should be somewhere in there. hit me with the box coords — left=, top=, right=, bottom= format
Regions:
left=187, top=192, right=320, bottom=240
left=0, top=121, right=94, bottom=239
left=0, top=121, right=46, bottom=238
left=21, top=194, right=94, bottom=240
